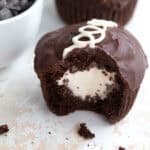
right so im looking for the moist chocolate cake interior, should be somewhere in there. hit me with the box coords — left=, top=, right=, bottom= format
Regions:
left=43, top=47, right=125, bottom=120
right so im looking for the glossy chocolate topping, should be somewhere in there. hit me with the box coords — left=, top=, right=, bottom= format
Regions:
left=35, top=23, right=147, bottom=92
left=100, top=0, right=131, bottom=9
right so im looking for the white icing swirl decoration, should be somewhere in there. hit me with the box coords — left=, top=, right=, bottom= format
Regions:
left=63, top=19, right=118, bottom=58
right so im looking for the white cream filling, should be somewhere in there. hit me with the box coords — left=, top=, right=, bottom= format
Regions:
left=57, top=67, right=116, bottom=100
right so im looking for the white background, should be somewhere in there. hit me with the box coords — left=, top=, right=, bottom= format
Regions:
left=0, top=0, right=150, bottom=149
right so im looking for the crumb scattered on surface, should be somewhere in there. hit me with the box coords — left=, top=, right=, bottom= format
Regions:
left=65, top=137, right=69, bottom=140
left=78, top=123, right=95, bottom=139
left=119, top=146, right=126, bottom=150
left=48, top=132, right=51, bottom=135
left=0, top=124, right=9, bottom=135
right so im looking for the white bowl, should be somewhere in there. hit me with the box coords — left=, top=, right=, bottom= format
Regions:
left=0, top=0, right=43, bottom=68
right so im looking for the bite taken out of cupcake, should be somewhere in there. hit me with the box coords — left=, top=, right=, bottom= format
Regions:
left=34, top=19, right=148, bottom=123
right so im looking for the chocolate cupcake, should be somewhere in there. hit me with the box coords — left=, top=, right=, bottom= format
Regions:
left=56, top=0, right=137, bottom=25
left=34, top=19, right=147, bottom=123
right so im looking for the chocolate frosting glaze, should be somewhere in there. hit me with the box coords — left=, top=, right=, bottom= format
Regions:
left=56, top=0, right=137, bottom=25
left=35, top=23, right=148, bottom=92
left=100, top=0, right=130, bottom=9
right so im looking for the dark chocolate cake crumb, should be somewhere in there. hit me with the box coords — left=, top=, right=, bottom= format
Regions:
left=119, top=146, right=126, bottom=150
left=0, top=124, right=9, bottom=135
left=63, top=79, right=69, bottom=85
left=65, top=137, right=69, bottom=140
left=78, top=123, right=95, bottom=139
left=70, top=66, right=78, bottom=73
left=109, top=76, right=114, bottom=81
left=102, top=70, right=108, bottom=76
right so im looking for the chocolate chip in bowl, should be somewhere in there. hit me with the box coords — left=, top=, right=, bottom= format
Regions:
left=0, top=0, right=35, bottom=21
left=0, top=0, right=43, bottom=69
